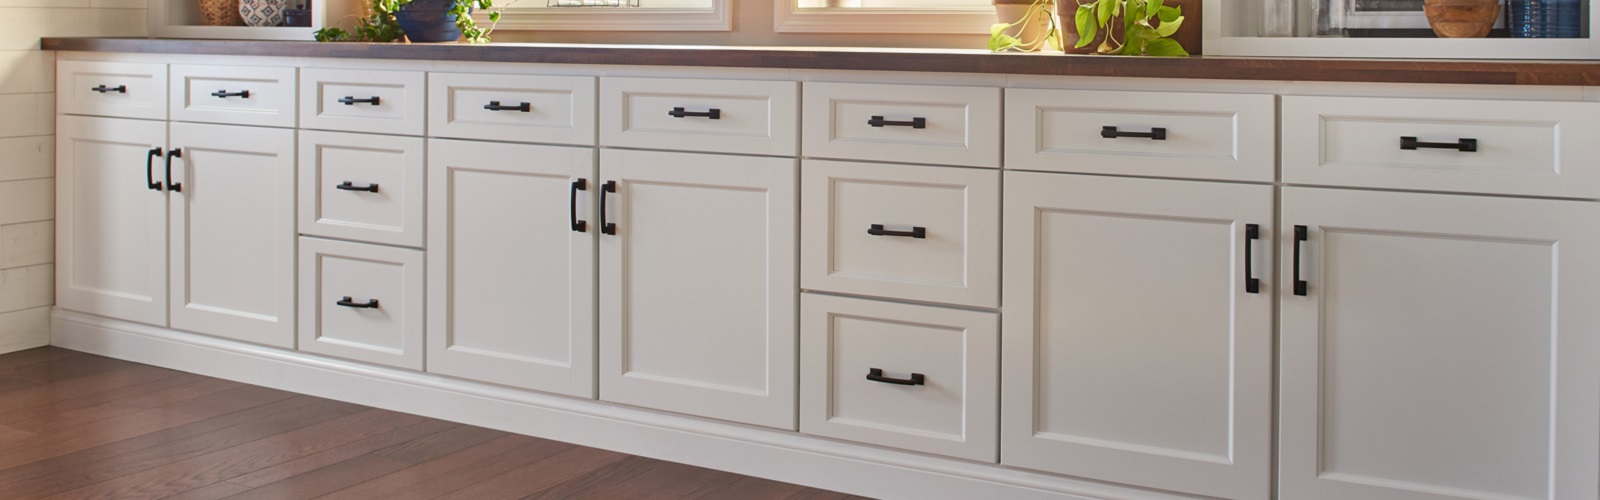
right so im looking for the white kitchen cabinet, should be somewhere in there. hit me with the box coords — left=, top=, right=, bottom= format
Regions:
left=1280, top=187, right=1600, bottom=500
left=299, top=237, right=425, bottom=370
left=167, top=122, right=297, bottom=348
left=1001, top=171, right=1274, bottom=499
left=426, top=139, right=598, bottom=398
left=598, top=148, right=798, bottom=430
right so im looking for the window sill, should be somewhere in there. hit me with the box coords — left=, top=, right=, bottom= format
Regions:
left=773, top=5, right=998, bottom=34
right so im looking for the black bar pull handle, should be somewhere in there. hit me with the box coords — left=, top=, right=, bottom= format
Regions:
left=1293, top=225, right=1308, bottom=296
left=668, top=107, right=721, bottom=119
left=1244, top=224, right=1260, bottom=294
left=1101, top=126, right=1167, bottom=140
left=165, top=148, right=183, bottom=193
left=867, top=224, right=926, bottom=239
left=91, top=85, right=126, bottom=94
left=868, top=116, right=927, bottom=129
left=336, top=296, right=380, bottom=309
left=1400, top=136, right=1477, bottom=152
left=338, top=96, right=381, bottom=106
left=210, top=90, right=250, bottom=99
left=571, top=178, right=588, bottom=233
left=600, top=181, right=617, bottom=235
left=484, top=101, right=531, bottom=112
left=336, top=181, right=379, bottom=193
left=146, top=148, right=164, bottom=191
left=867, top=368, right=926, bottom=386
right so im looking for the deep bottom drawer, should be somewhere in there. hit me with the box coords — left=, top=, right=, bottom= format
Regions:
left=298, top=237, right=424, bottom=370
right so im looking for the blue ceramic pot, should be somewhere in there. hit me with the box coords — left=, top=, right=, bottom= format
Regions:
left=395, top=0, right=465, bottom=43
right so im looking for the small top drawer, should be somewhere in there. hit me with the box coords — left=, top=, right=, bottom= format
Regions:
left=600, top=77, right=798, bottom=156
left=803, top=82, right=1001, bottom=169
left=170, top=65, right=297, bottom=128
left=300, top=68, right=426, bottom=136
left=429, top=73, right=597, bottom=146
left=57, top=61, right=168, bottom=121
left=1005, top=89, right=1276, bottom=182
left=1283, top=96, right=1600, bottom=198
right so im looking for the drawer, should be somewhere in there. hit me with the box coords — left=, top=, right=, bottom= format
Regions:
left=298, top=237, right=424, bottom=370
left=800, top=294, right=999, bottom=462
left=600, top=77, right=798, bottom=156
left=300, top=68, right=426, bottom=136
left=298, top=130, right=426, bottom=247
left=803, top=82, right=1001, bottom=168
left=169, top=65, right=297, bottom=128
left=1006, top=89, right=1276, bottom=182
left=429, top=73, right=596, bottom=146
left=57, top=60, right=168, bottom=121
left=1284, top=96, right=1600, bottom=198
left=801, top=160, right=999, bottom=308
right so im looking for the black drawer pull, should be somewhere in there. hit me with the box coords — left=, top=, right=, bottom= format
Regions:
left=600, top=180, right=617, bottom=235
left=668, top=107, right=721, bottom=119
left=1293, top=225, right=1308, bottom=297
left=867, top=368, right=925, bottom=386
left=336, top=181, right=379, bottom=193
left=91, top=85, right=126, bottom=94
left=867, top=224, right=926, bottom=239
left=338, top=96, right=381, bottom=106
left=336, top=296, right=380, bottom=309
left=484, top=101, right=530, bottom=112
left=1101, top=126, right=1167, bottom=140
left=1400, top=136, right=1477, bottom=152
left=165, top=148, right=183, bottom=193
left=868, top=116, right=926, bottom=129
left=1244, top=224, right=1260, bottom=294
left=210, top=90, right=250, bottom=99
left=571, top=178, right=588, bottom=233
left=146, top=148, right=164, bottom=191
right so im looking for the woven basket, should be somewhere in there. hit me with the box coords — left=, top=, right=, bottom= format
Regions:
left=199, top=0, right=246, bottom=26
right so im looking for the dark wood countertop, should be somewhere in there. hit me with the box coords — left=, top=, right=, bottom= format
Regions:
left=41, top=37, right=1600, bottom=86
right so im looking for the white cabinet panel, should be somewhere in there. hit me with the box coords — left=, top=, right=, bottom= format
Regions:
left=600, top=77, right=799, bottom=156
left=428, top=73, right=597, bottom=146
left=300, top=68, right=426, bottom=136
left=802, top=82, right=1001, bottom=168
left=298, top=237, right=424, bottom=370
left=57, top=61, right=168, bottom=121
left=297, top=130, right=425, bottom=248
left=169, top=64, right=297, bottom=128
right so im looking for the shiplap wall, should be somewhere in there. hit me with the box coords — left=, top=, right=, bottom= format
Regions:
left=0, top=1, right=147, bottom=354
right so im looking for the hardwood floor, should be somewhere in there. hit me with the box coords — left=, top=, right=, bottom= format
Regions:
left=0, top=347, right=866, bottom=500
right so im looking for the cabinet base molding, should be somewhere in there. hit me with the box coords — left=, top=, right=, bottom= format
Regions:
left=48, top=309, right=1191, bottom=500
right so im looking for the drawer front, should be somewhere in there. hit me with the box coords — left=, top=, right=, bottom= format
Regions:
left=804, top=83, right=1001, bottom=168
left=600, top=77, right=798, bottom=156
left=429, top=73, right=596, bottom=146
left=800, top=293, right=999, bottom=462
left=298, top=130, right=426, bottom=248
left=57, top=60, right=168, bottom=121
left=170, top=65, right=296, bottom=128
left=300, top=68, right=426, bottom=136
left=1006, top=89, right=1276, bottom=182
left=801, top=160, right=999, bottom=308
left=1284, top=96, right=1600, bottom=198
left=298, top=237, right=424, bottom=370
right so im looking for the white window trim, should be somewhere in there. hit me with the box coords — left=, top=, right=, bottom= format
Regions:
left=482, top=0, right=731, bottom=31
left=773, top=1, right=997, bottom=34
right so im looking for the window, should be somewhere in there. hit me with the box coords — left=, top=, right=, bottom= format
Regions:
left=491, top=0, right=729, bottom=31
left=776, top=0, right=996, bottom=33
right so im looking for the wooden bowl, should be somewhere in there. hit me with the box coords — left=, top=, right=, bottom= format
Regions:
left=1423, top=0, right=1502, bottom=38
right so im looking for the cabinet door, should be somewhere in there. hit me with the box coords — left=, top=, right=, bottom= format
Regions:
left=426, top=139, right=598, bottom=398
left=55, top=115, right=169, bottom=326
left=1001, top=171, right=1273, bottom=500
left=1281, top=187, right=1600, bottom=500
left=168, top=122, right=297, bottom=348
left=598, top=149, right=798, bottom=430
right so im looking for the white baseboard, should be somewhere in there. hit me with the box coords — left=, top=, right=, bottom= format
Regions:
left=50, top=309, right=1190, bottom=500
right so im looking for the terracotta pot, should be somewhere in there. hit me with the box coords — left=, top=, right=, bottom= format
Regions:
left=198, top=0, right=246, bottom=26
left=1423, top=0, right=1501, bottom=38
left=994, top=0, right=1059, bottom=52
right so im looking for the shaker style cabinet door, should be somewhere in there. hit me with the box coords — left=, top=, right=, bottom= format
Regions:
left=426, top=139, right=598, bottom=398
left=55, top=115, right=170, bottom=326
left=1280, top=187, right=1600, bottom=500
left=1001, top=171, right=1274, bottom=500
left=598, top=149, right=798, bottom=430
left=167, top=122, right=297, bottom=348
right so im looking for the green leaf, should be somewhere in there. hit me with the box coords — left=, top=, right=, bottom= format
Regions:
left=1146, top=0, right=1164, bottom=19
left=1154, top=15, right=1183, bottom=37
left=1096, top=0, right=1113, bottom=27
left=988, top=31, right=1021, bottom=51
left=1144, top=37, right=1190, bottom=56
left=1073, top=7, right=1096, bottom=47
left=1156, top=5, right=1181, bottom=22
left=1047, top=28, right=1065, bottom=52
left=991, top=22, right=1012, bottom=37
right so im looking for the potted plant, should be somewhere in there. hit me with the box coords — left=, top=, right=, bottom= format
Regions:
left=989, top=0, right=1065, bottom=52
left=1067, top=0, right=1188, bottom=55
left=315, top=0, right=513, bottom=43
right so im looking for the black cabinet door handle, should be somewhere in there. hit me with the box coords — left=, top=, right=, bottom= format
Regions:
left=484, top=101, right=531, bottom=112
left=1293, top=225, right=1308, bottom=296
left=338, top=96, right=381, bottom=106
left=1102, top=126, right=1167, bottom=140
left=600, top=181, right=617, bottom=235
left=867, top=224, right=926, bottom=239
left=1400, top=136, right=1477, bottom=152
left=146, top=148, right=164, bottom=191
left=868, top=116, right=927, bottom=129
left=336, top=296, right=380, bottom=309
left=668, top=107, right=720, bottom=119
left=91, top=85, right=126, bottom=94
left=1244, top=224, right=1260, bottom=294
left=336, top=181, right=379, bottom=193
left=867, top=368, right=926, bottom=386
left=165, top=148, right=183, bottom=193
left=571, top=178, right=588, bottom=233
left=210, top=90, right=250, bottom=99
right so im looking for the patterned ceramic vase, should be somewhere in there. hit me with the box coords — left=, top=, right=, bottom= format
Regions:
left=198, top=0, right=246, bottom=26
left=239, top=0, right=289, bottom=27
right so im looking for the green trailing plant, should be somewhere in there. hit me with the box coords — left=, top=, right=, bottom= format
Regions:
left=315, top=0, right=513, bottom=44
left=988, top=0, right=1065, bottom=52
left=1071, top=0, right=1187, bottom=56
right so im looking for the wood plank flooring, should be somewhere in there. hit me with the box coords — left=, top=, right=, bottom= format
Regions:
left=0, top=347, right=866, bottom=500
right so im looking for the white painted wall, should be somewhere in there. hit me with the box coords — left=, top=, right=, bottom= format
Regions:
left=0, top=1, right=147, bottom=354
